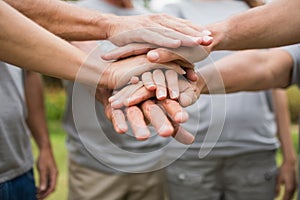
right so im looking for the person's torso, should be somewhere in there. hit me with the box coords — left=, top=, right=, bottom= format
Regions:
left=63, top=0, right=169, bottom=173
left=0, top=62, right=33, bottom=183
left=164, top=0, right=279, bottom=158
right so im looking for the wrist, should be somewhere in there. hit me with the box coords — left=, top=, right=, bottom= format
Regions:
left=38, top=142, right=52, bottom=152
left=282, top=157, right=297, bottom=166
left=96, top=13, right=118, bottom=40
left=195, top=72, right=208, bottom=94
left=205, top=20, right=230, bottom=51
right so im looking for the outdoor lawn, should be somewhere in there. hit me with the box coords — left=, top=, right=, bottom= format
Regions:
left=31, top=86, right=300, bottom=200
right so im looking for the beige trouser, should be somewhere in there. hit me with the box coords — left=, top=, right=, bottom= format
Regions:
left=68, top=159, right=167, bottom=200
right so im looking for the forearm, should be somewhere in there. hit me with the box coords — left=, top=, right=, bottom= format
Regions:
left=25, top=71, right=52, bottom=151
left=198, top=49, right=293, bottom=94
left=208, top=0, right=300, bottom=51
left=0, top=1, right=103, bottom=86
left=4, top=0, right=111, bottom=40
left=272, top=89, right=296, bottom=164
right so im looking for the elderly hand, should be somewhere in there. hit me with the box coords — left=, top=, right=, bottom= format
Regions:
left=107, top=14, right=213, bottom=48
left=102, top=38, right=212, bottom=68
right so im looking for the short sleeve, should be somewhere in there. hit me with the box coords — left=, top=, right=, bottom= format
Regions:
left=280, top=44, right=300, bottom=87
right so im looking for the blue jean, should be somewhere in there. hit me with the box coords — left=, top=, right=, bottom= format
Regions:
left=0, top=169, right=36, bottom=200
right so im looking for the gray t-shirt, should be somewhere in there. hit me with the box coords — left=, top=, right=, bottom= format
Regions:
left=281, top=44, right=300, bottom=87
left=165, top=0, right=279, bottom=159
left=63, top=0, right=168, bottom=174
left=0, top=62, right=33, bottom=183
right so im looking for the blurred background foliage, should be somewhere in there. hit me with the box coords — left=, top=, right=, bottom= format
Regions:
left=43, top=80, right=300, bottom=123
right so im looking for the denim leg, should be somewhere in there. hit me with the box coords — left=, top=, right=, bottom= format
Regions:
left=0, top=169, right=36, bottom=200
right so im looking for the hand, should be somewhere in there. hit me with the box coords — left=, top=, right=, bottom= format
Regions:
left=109, top=70, right=201, bottom=108
left=275, top=161, right=297, bottom=200
left=36, top=149, right=58, bottom=200
left=147, top=45, right=211, bottom=66
left=100, top=55, right=186, bottom=89
left=102, top=41, right=212, bottom=68
left=96, top=71, right=195, bottom=144
left=107, top=99, right=194, bottom=144
left=107, top=14, right=213, bottom=48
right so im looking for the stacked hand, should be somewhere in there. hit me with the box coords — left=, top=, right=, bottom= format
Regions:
left=100, top=67, right=204, bottom=145
left=73, top=37, right=210, bottom=145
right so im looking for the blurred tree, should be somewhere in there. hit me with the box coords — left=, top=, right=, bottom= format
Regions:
left=143, top=0, right=151, bottom=8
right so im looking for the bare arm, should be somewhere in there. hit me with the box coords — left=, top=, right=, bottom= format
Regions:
left=198, top=49, right=294, bottom=94
left=207, top=0, right=300, bottom=50
left=0, top=1, right=97, bottom=83
left=25, top=71, right=58, bottom=199
left=4, top=0, right=207, bottom=46
left=4, top=0, right=109, bottom=40
left=2, top=2, right=184, bottom=90
left=272, top=89, right=297, bottom=200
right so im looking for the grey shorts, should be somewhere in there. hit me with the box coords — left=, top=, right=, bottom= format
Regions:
left=167, top=151, right=277, bottom=200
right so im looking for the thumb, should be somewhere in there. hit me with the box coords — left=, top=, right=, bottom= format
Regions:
left=39, top=167, right=48, bottom=192
left=147, top=48, right=195, bottom=69
left=275, top=176, right=282, bottom=197
left=147, top=49, right=181, bottom=63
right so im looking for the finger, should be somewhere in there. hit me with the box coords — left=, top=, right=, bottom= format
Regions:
left=275, top=181, right=281, bottom=197
left=129, top=76, right=139, bottom=84
left=186, top=68, right=198, bottom=82
left=153, top=69, right=167, bottom=100
left=109, top=81, right=143, bottom=108
left=110, top=28, right=182, bottom=48
left=147, top=45, right=209, bottom=65
left=111, top=61, right=186, bottom=90
left=172, top=124, right=195, bottom=145
left=158, top=99, right=189, bottom=123
left=283, top=181, right=296, bottom=200
left=141, top=100, right=174, bottom=137
left=111, top=109, right=128, bottom=133
left=142, top=72, right=156, bottom=90
left=174, top=59, right=195, bottom=69
left=124, top=86, right=155, bottom=107
left=165, top=70, right=179, bottom=99
left=126, top=106, right=150, bottom=140
left=101, top=43, right=157, bottom=61
left=147, top=27, right=202, bottom=47
left=159, top=18, right=213, bottom=46
left=179, top=80, right=198, bottom=107
left=38, top=167, right=47, bottom=193
left=47, top=169, right=58, bottom=196
left=147, top=48, right=195, bottom=69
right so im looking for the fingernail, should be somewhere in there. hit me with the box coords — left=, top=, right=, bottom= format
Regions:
left=118, top=124, right=128, bottom=133
left=130, top=76, right=139, bottom=84
left=202, top=30, right=212, bottom=36
left=174, top=112, right=189, bottom=123
left=146, top=83, right=156, bottom=90
left=170, top=90, right=179, bottom=99
left=108, top=96, right=115, bottom=102
left=148, top=51, right=159, bottom=61
left=40, top=185, right=46, bottom=191
left=203, top=36, right=213, bottom=43
left=136, top=130, right=150, bottom=140
left=159, top=126, right=174, bottom=137
left=111, top=100, right=122, bottom=108
left=157, top=90, right=166, bottom=100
